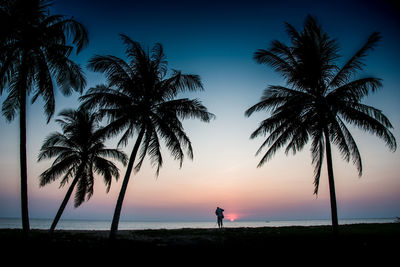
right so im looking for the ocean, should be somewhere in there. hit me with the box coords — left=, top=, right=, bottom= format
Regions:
left=0, top=217, right=396, bottom=230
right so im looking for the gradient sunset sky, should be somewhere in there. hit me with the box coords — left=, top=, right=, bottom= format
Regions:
left=0, top=0, right=399, bottom=222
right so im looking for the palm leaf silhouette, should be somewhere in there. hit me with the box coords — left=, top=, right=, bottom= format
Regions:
left=246, top=15, right=396, bottom=234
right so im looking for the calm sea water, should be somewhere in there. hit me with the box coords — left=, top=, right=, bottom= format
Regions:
left=0, top=217, right=396, bottom=230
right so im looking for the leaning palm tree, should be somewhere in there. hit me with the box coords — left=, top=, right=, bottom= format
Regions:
left=0, top=0, right=88, bottom=234
left=80, top=34, right=215, bottom=239
left=246, top=15, right=396, bottom=234
left=38, top=108, right=127, bottom=234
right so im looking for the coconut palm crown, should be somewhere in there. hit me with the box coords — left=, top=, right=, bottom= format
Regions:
left=38, top=108, right=127, bottom=233
left=80, top=34, right=215, bottom=239
left=0, top=0, right=88, bottom=234
left=246, top=15, right=396, bottom=233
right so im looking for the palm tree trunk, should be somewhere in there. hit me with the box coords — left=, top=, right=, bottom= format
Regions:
left=109, top=129, right=145, bottom=240
left=20, top=88, right=30, bottom=235
left=49, top=176, right=79, bottom=234
left=324, top=128, right=339, bottom=235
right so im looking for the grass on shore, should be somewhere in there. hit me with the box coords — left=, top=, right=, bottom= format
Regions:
left=1, top=223, right=399, bottom=262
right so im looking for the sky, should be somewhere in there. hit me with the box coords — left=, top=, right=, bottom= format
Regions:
left=0, top=0, right=399, bottom=222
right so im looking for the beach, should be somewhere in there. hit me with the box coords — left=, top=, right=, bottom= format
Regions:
left=1, top=223, right=399, bottom=263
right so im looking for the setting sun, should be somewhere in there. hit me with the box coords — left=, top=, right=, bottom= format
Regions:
left=226, top=214, right=239, bottom=222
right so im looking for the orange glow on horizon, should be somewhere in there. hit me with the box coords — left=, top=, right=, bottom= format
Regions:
left=225, top=213, right=239, bottom=222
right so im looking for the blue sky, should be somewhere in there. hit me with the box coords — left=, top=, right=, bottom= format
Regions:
left=0, top=0, right=399, bottom=221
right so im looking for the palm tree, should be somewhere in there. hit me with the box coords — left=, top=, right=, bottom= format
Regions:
left=245, top=15, right=396, bottom=234
left=80, top=34, right=215, bottom=239
left=0, top=0, right=88, bottom=234
left=38, top=108, right=127, bottom=234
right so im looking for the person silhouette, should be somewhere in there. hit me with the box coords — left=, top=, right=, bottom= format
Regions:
left=215, top=207, right=225, bottom=228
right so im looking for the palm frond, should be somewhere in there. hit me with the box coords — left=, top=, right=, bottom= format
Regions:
left=327, top=77, right=382, bottom=102
left=162, top=70, right=204, bottom=98
left=31, top=51, right=56, bottom=122
left=135, top=127, right=163, bottom=176
left=344, top=101, right=393, bottom=128
left=59, top=166, right=76, bottom=188
left=284, top=118, right=310, bottom=156
left=250, top=114, right=288, bottom=140
left=87, top=55, right=133, bottom=88
left=284, top=21, right=301, bottom=46
left=56, top=58, right=86, bottom=95
left=134, top=126, right=152, bottom=173
left=269, top=40, right=298, bottom=70
left=255, top=118, right=299, bottom=167
left=38, top=131, right=67, bottom=148
left=0, top=49, right=17, bottom=92
left=172, top=125, right=194, bottom=160
left=60, top=18, right=89, bottom=54
left=74, top=167, right=88, bottom=207
left=119, top=34, right=146, bottom=64
left=151, top=42, right=168, bottom=78
left=39, top=156, right=78, bottom=186
left=245, top=85, right=310, bottom=117
left=38, top=145, right=75, bottom=162
left=116, top=126, right=134, bottom=148
left=329, top=32, right=381, bottom=88
left=158, top=98, right=215, bottom=122
left=97, top=148, right=128, bottom=166
left=94, top=157, right=120, bottom=192
left=338, top=102, right=396, bottom=151
left=1, top=87, right=19, bottom=121
left=80, top=85, right=132, bottom=111
left=328, top=117, right=351, bottom=163
left=310, top=131, right=324, bottom=195
left=253, top=49, right=294, bottom=80
left=336, top=117, right=362, bottom=175
left=154, top=115, right=185, bottom=168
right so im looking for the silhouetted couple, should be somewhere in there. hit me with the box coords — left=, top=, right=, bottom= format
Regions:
left=215, top=207, right=224, bottom=228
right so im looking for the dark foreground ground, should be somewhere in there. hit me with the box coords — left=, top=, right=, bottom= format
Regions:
left=1, top=223, right=399, bottom=264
